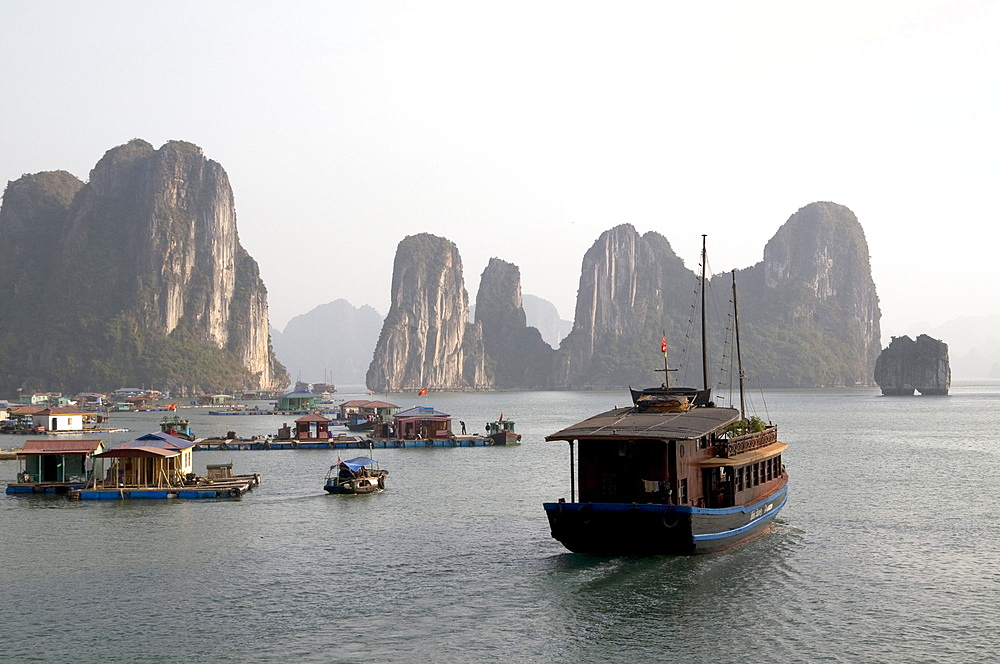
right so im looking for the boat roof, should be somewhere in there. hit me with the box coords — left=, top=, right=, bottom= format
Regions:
left=340, top=456, right=375, bottom=471
left=546, top=405, right=740, bottom=442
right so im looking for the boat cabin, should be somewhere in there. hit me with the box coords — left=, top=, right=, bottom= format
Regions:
left=550, top=405, right=787, bottom=509
left=159, top=415, right=195, bottom=440
left=393, top=406, right=452, bottom=440
left=7, top=439, right=106, bottom=493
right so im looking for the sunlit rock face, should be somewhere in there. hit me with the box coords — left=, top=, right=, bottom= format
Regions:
left=757, top=201, right=882, bottom=385
left=555, top=224, right=695, bottom=388
left=367, top=233, right=489, bottom=392
left=474, top=258, right=555, bottom=389
left=0, top=139, right=286, bottom=394
left=875, top=334, right=951, bottom=395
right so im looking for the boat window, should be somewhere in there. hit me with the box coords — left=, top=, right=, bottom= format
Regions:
left=679, top=478, right=688, bottom=504
left=735, top=467, right=744, bottom=492
left=752, top=463, right=759, bottom=486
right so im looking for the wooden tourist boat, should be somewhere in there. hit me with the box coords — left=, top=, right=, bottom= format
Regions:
left=542, top=237, right=789, bottom=555
left=324, top=456, right=387, bottom=494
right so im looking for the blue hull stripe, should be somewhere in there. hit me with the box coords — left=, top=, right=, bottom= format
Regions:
left=692, top=489, right=789, bottom=541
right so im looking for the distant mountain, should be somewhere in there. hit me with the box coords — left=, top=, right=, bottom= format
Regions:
left=474, top=259, right=554, bottom=388
left=0, top=139, right=287, bottom=395
left=364, top=201, right=883, bottom=390
left=900, top=314, right=1000, bottom=380
left=521, top=294, right=573, bottom=349
left=272, top=300, right=384, bottom=386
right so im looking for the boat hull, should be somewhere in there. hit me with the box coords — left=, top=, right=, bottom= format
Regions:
left=324, top=476, right=385, bottom=494
left=543, top=486, right=787, bottom=555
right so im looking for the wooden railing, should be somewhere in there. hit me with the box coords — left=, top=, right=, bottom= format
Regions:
left=715, top=426, right=778, bottom=458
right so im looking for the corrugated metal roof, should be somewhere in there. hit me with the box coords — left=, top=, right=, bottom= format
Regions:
left=106, top=432, right=194, bottom=452
left=295, top=413, right=331, bottom=422
left=97, top=445, right=179, bottom=458
left=19, top=439, right=104, bottom=455
left=545, top=406, right=740, bottom=442
left=394, top=406, right=451, bottom=419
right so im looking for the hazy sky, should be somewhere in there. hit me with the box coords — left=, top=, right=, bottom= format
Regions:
left=3, top=1, right=998, bottom=344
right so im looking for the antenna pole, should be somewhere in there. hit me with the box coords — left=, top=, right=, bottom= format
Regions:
left=701, top=235, right=709, bottom=391
left=732, top=270, right=746, bottom=420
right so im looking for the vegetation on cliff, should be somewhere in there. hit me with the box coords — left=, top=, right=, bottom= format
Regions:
left=0, top=140, right=287, bottom=396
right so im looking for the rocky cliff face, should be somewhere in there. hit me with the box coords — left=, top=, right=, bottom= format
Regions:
left=0, top=139, right=286, bottom=394
left=874, top=334, right=951, bottom=395
left=556, top=224, right=696, bottom=387
left=726, top=201, right=881, bottom=387
left=554, top=203, right=881, bottom=388
left=474, top=258, right=554, bottom=388
left=367, top=233, right=489, bottom=391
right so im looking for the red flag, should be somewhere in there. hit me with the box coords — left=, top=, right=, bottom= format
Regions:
left=417, top=388, right=428, bottom=396
left=167, top=403, right=177, bottom=411
left=661, top=337, right=668, bottom=354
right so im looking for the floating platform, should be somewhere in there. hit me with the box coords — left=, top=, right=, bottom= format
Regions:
left=68, top=474, right=261, bottom=500
left=6, top=481, right=87, bottom=494
left=193, top=436, right=510, bottom=450
left=207, top=409, right=342, bottom=417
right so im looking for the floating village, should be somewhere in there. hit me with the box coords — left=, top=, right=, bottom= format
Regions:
left=0, top=383, right=522, bottom=500
left=1, top=241, right=790, bottom=556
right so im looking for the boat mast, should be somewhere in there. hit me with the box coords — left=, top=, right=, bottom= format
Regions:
left=732, top=270, right=746, bottom=420
left=701, top=234, right=709, bottom=391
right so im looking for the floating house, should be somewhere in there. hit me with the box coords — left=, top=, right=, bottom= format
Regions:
left=197, top=393, right=233, bottom=406
left=76, top=432, right=261, bottom=500
left=95, top=432, right=196, bottom=488
left=277, top=391, right=320, bottom=411
left=6, top=439, right=106, bottom=494
left=393, top=406, right=453, bottom=440
left=32, top=406, right=88, bottom=433
left=294, top=413, right=333, bottom=440
left=338, top=400, right=399, bottom=420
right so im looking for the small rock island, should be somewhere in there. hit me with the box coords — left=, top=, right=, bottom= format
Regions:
left=874, top=334, right=951, bottom=395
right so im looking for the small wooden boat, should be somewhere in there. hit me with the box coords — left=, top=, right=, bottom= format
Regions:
left=324, top=456, right=387, bottom=494
left=486, top=417, right=521, bottom=445
left=345, top=413, right=375, bottom=432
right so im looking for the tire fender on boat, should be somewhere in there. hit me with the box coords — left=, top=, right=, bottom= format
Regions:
left=662, top=510, right=679, bottom=529
left=394, top=440, right=403, bottom=448
left=579, top=504, right=594, bottom=526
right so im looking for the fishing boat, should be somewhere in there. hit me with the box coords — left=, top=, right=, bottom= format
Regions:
left=486, top=416, right=521, bottom=445
left=324, top=456, right=387, bottom=494
left=542, top=237, right=788, bottom=555
left=345, top=413, right=376, bottom=432
left=159, top=414, right=194, bottom=440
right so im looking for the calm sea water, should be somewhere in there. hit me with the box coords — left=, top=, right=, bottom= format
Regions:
left=2, top=383, right=999, bottom=663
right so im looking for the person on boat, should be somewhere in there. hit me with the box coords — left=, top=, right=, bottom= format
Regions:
left=460, top=421, right=466, bottom=435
